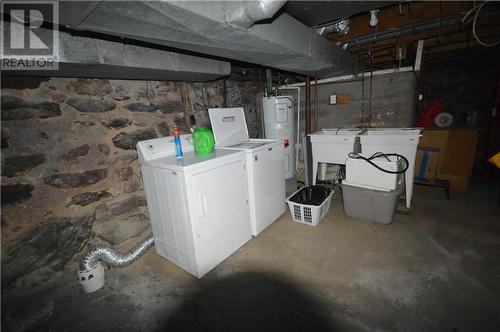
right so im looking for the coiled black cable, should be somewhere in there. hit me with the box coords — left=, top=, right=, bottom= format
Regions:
left=348, top=152, right=409, bottom=174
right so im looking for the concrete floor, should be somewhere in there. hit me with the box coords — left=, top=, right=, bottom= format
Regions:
left=3, top=180, right=500, bottom=331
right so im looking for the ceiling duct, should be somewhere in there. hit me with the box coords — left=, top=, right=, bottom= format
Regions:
left=226, top=0, right=288, bottom=29
left=1, top=23, right=231, bottom=80
left=56, top=0, right=357, bottom=78
left=316, top=19, right=351, bottom=37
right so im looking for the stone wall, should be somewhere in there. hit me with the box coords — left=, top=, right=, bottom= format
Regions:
left=0, top=77, right=260, bottom=291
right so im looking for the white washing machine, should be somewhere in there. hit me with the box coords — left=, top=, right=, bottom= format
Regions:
left=137, top=135, right=251, bottom=278
left=209, top=107, right=286, bottom=236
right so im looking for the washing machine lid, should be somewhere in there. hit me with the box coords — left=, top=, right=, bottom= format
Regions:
left=209, top=107, right=249, bottom=147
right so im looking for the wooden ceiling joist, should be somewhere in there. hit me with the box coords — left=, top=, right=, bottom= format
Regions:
left=328, top=1, right=474, bottom=43
left=331, top=1, right=500, bottom=67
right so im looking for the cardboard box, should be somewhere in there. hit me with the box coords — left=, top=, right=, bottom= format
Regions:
left=414, top=148, right=440, bottom=182
left=419, top=129, right=478, bottom=192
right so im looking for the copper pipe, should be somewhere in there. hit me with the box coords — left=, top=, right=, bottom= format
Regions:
left=305, top=77, right=311, bottom=134
left=314, top=77, right=318, bottom=131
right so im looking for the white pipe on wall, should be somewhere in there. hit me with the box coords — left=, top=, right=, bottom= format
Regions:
left=280, top=66, right=414, bottom=88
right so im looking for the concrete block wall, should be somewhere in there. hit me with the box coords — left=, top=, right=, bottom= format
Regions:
left=0, top=77, right=260, bottom=291
left=279, top=71, right=417, bottom=171
left=282, top=71, right=417, bottom=132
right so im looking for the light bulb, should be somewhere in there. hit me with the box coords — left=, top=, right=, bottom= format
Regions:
left=369, top=10, right=379, bottom=27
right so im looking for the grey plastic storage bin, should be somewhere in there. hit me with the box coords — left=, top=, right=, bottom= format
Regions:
left=341, top=182, right=402, bottom=224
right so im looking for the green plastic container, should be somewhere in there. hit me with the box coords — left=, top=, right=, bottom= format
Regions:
left=192, top=127, right=215, bottom=155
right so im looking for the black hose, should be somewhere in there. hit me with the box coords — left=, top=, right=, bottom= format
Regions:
left=348, top=152, right=409, bottom=174
left=274, top=95, right=294, bottom=105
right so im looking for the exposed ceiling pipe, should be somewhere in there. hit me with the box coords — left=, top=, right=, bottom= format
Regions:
left=280, top=67, right=414, bottom=88
left=339, top=9, right=500, bottom=49
left=340, top=14, right=464, bottom=49
left=226, top=0, right=287, bottom=29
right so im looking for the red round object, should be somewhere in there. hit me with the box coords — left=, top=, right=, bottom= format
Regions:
left=416, top=102, right=445, bottom=128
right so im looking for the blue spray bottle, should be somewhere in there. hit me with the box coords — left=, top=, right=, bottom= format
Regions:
left=173, top=126, right=183, bottom=159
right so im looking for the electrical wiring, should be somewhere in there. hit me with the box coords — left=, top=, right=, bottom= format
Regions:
left=348, top=152, right=409, bottom=174
left=462, top=2, right=500, bottom=47
left=274, top=95, right=294, bottom=104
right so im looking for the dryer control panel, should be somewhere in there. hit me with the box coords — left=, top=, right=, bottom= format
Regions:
left=137, top=134, right=194, bottom=162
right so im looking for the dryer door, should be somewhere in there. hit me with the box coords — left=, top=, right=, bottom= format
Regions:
left=190, top=160, right=248, bottom=237
left=188, top=158, right=251, bottom=277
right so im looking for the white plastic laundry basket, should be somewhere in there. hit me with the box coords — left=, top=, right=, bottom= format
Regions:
left=286, top=186, right=334, bottom=226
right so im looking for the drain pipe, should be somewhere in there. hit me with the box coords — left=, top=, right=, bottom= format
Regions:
left=305, top=77, right=311, bottom=135
left=78, top=233, right=155, bottom=293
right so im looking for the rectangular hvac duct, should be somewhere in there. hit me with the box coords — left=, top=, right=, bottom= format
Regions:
left=56, top=0, right=357, bottom=78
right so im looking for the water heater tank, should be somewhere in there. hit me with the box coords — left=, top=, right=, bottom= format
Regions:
left=262, top=96, right=294, bottom=178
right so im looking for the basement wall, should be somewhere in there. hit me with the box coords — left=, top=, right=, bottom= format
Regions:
left=281, top=71, right=417, bottom=133
left=279, top=71, right=418, bottom=171
left=0, top=77, right=260, bottom=291
left=419, top=55, right=499, bottom=168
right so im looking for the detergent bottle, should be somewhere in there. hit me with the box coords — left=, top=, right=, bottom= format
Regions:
left=192, top=127, right=215, bottom=155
